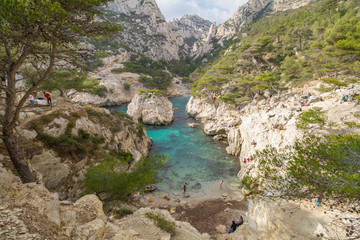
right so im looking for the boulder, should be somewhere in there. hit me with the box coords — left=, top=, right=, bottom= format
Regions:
left=127, top=93, right=174, bottom=125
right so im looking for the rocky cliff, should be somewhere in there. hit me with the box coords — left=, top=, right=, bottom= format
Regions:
left=0, top=164, right=209, bottom=240
left=103, top=0, right=212, bottom=61
left=0, top=98, right=152, bottom=200
left=187, top=81, right=360, bottom=181
left=127, top=92, right=174, bottom=125
left=193, top=0, right=313, bottom=56
left=69, top=56, right=190, bottom=106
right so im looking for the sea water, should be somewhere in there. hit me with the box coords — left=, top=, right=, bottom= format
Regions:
left=107, top=97, right=240, bottom=199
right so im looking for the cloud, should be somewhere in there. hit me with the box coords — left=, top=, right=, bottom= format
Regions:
left=156, top=0, right=248, bottom=24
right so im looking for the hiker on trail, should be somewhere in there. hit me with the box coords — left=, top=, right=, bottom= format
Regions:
left=228, top=220, right=238, bottom=233
left=43, top=92, right=52, bottom=107
left=243, top=158, right=247, bottom=164
left=300, top=101, right=305, bottom=106
left=1, top=73, right=6, bottom=87
left=183, top=183, right=187, bottom=193
left=316, top=196, right=322, bottom=206
left=29, top=94, right=34, bottom=108
left=348, top=94, right=352, bottom=101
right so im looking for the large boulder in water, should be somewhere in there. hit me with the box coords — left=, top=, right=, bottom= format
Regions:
left=127, top=92, right=174, bottom=125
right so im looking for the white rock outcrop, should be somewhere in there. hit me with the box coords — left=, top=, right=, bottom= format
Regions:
left=0, top=164, right=209, bottom=240
left=187, top=81, right=360, bottom=182
left=104, top=1, right=212, bottom=61
left=127, top=93, right=174, bottom=125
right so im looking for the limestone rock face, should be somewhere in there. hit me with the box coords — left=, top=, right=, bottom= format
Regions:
left=0, top=165, right=209, bottom=240
left=228, top=200, right=354, bottom=240
left=106, top=208, right=210, bottom=240
left=187, top=81, right=360, bottom=183
left=127, top=93, right=174, bottom=125
left=13, top=100, right=151, bottom=199
left=69, top=67, right=190, bottom=106
left=103, top=1, right=212, bottom=61
left=194, top=0, right=314, bottom=56
left=107, top=0, right=166, bottom=22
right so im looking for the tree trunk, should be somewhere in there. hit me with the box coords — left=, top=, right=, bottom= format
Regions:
left=2, top=134, right=35, bottom=183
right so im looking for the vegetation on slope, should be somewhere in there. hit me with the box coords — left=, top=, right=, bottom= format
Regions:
left=84, top=152, right=167, bottom=201
left=191, top=0, right=360, bottom=104
left=243, top=134, right=360, bottom=208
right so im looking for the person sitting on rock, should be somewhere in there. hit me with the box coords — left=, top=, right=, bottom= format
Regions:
left=228, top=220, right=238, bottom=233
left=236, top=216, right=244, bottom=226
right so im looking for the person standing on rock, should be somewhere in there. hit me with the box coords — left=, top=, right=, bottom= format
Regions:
left=43, top=92, right=52, bottom=107
left=220, top=180, right=224, bottom=189
left=183, top=183, right=187, bottom=193
left=29, top=94, right=34, bottom=108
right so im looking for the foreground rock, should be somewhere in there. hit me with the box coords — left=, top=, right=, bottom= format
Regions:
left=0, top=164, right=209, bottom=240
left=127, top=92, right=174, bottom=125
left=0, top=98, right=151, bottom=200
left=220, top=199, right=357, bottom=240
left=186, top=81, right=360, bottom=182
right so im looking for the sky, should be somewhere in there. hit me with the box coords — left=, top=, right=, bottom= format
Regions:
left=156, top=0, right=248, bottom=24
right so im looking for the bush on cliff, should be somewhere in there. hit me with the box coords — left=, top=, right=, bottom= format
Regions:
left=84, top=152, right=168, bottom=201
left=246, top=134, right=360, bottom=206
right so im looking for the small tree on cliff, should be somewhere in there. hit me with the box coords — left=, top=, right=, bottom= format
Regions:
left=0, top=0, right=120, bottom=183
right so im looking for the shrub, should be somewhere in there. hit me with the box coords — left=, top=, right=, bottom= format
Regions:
left=344, top=122, right=360, bottom=128
left=123, top=82, right=131, bottom=91
left=296, top=107, right=326, bottom=129
left=137, top=89, right=167, bottom=98
left=33, top=122, right=101, bottom=160
left=322, top=78, right=348, bottom=87
left=113, top=209, right=133, bottom=218
left=145, top=212, right=176, bottom=235
left=90, top=85, right=108, bottom=97
left=84, top=153, right=168, bottom=201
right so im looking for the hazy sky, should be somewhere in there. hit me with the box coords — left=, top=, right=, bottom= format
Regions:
left=156, top=0, right=248, bottom=24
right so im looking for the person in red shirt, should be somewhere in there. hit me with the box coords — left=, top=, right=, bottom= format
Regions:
left=43, top=92, right=52, bottom=107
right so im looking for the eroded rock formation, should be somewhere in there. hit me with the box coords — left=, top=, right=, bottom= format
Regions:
left=127, top=93, right=174, bottom=125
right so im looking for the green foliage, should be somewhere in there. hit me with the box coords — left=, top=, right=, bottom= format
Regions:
left=113, top=209, right=133, bottom=218
left=321, top=78, right=348, bottom=86
left=145, top=212, right=176, bottom=235
left=250, top=134, right=360, bottom=205
left=123, top=82, right=131, bottom=91
left=111, top=55, right=172, bottom=89
left=90, top=85, right=108, bottom=97
left=24, top=68, right=103, bottom=95
left=84, top=153, right=168, bottom=201
left=296, top=107, right=326, bottom=129
left=137, top=89, right=167, bottom=98
left=0, top=0, right=121, bottom=84
left=191, top=0, right=360, bottom=104
left=344, top=122, right=360, bottom=128
left=31, top=122, right=101, bottom=160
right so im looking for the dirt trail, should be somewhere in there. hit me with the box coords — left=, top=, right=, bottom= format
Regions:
left=173, top=198, right=248, bottom=236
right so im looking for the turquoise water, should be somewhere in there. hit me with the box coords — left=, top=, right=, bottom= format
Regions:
left=110, top=97, right=240, bottom=198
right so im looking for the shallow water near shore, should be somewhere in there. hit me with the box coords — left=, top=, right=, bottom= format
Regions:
left=109, top=96, right=241, bottom=200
